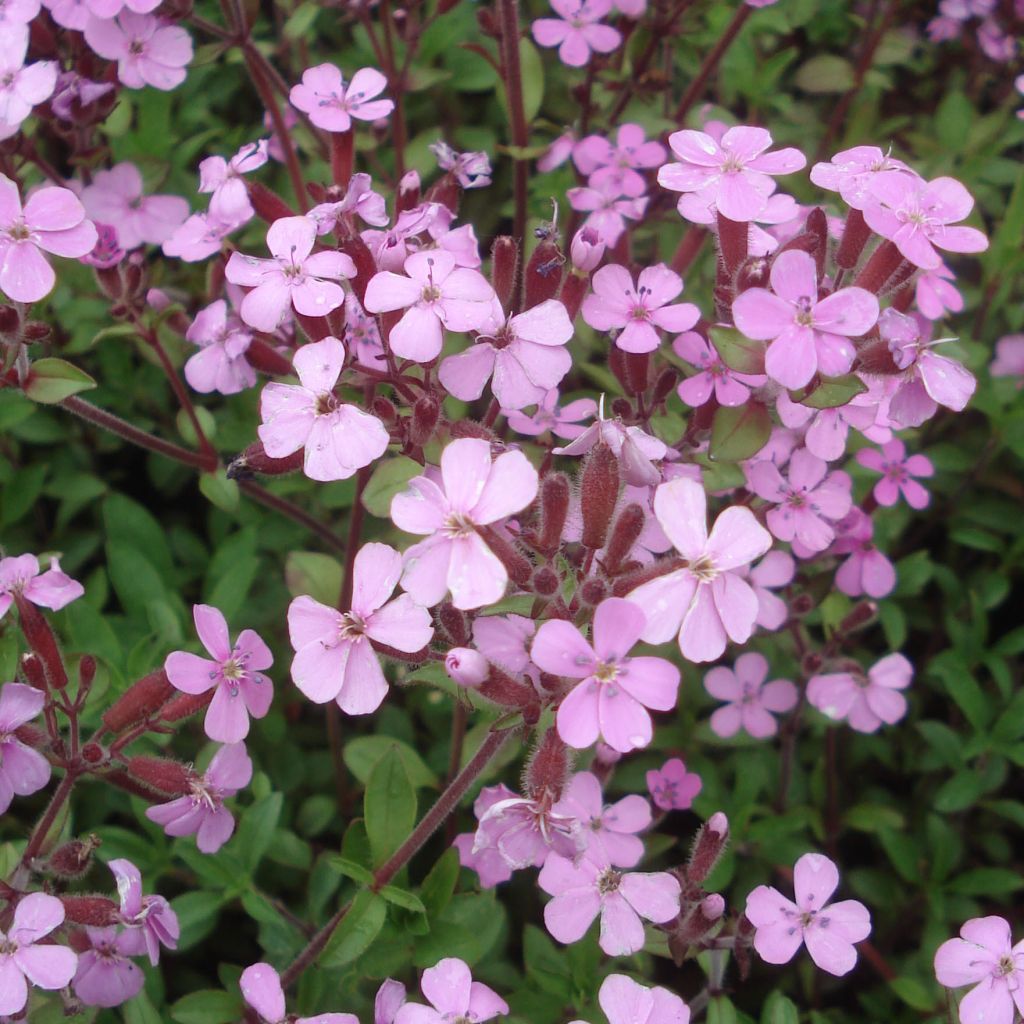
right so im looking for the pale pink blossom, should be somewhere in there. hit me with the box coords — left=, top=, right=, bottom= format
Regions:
left=658, top=126, right=806, bottom=223
left=809, top=146, right=916, bottom=211
left=454, top=785, right=520, bottom=885
left=289, top=64, right=393, bottom=132
left=85, top=0, right=160, bottom=17
left=81, top=162, right=188, bottom=250
left=807, top=653, right=912, bottom=733
left=626, top=477, right=773, bottom=662
left=472, top=786, right=583, bottom=873
left=363, top=249, right=495, bottom=362
left=84, top=12, right=193, bottom=91
left=390, top=437, right=538, bottom=610
left=198, top=140, right=268, bottom=223
left=538, top=130, right=576, bottom=172
left=225, top=216, right=355, bottom=331
left=431, top=143, right=493, bottom=189
left=591, top=974, right=690, bottom=1024
left=831, top=508, right=896, bottom=599
left=472, top=614, right=535, bottom=674
left=915, top=264, right=963, bottom=320
left=935, top=916, right=1024, bottom=1024
left=0, top=892, right=77, bottom=1017
left=674, top=331, right=765, bottom=407
left=241, top=960, right=358, bottom=1024
left=991, top=334, right=1024, bottom=383
left=72, top=927, right=143, bottom=1007
left=43, top=0, right=89, bottom=28
left=573, top=123, right=667, bottom=194
left=109, top=859, right=179, bottom=965
left=737, top=549, right=795, bottom=630
left=532, top=597, right=680, bottom=753
left=50, top=70, right=113, bottom=121
left=162, top=211, right=238, bottom=262
left=258, top=337, right=389, bottom=481
left=145, top=742, right=252, bottom=853
left=731, top=249, right=879, bottom=389
left=745, top=852, right=871, bottom=976
left=856, top=439, right=933, bottom=508
left=646, top=758, right=702, bottom=812
left=375, top=979, right=407, bottom=1024
left=775, top=386, right=889, bottom=464
left=570, top=225, right=606, bottom=271
left=531, top=0, right=622, bottom=67
left=0, top=682, right=51, bottom=814
left=0, top=176, right=97, bottom=302
left=164, top=604, right=274, bottom=743
left=704, top=652, right=797, bottom=739
left=309, top=174, right=389, bottom=235
left=184, top=299, right=256, bottom=395
left=507, top=389, right=598, bottom=440
left=395, top=958, right=508, bottom=1024
left=566, top=177, right=647, bottom=245
left=0, top=31, right=57, bottom=140
left=539, top=853, right=681, bottom=955
left=288, top=542, right=433, bottom=715
left=0, top=552, right=83, bottom=617
left=0, top=0, right=40, bottom=27
left=553, top=772, right=651, bottom=867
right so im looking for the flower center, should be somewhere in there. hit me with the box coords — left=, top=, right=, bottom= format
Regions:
left=444, top=512, right=476, bottom=538
left=597, top=868, right=622, bottom=894
left=315, top=391, right=338, bottom=415
left=594, top=659, right=619, bottom=683
left=997, top=955, right=1016, bottom=977
left=689, top=554, right=718, bottom=582
left=340, top=611, right=366, bottom=641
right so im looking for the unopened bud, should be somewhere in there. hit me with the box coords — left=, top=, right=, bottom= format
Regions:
left=802, top=651, right=823, bottom=676
left=524, top=727, right=570, bottom=801
left=570, top=227, right=605, bottom=272
left=558, top=271, right=588, bottom=321
left=101, top=669, right=176, bottom=733
left=78, top=655, right=96, bottom=692
left=60, top=895, right=120, bottom=927
left=603, top=503, right=645, bottom=576
left=524, top=238, right=564, bottom=308
left=445, top=648, right=489, bottom=688
left=835, top=208, right=870, bottom=271
left=22, top=321, right=51, bottom=342
left=688, top=812, right=729, bottom=883
left=227, top=441, right=304, bottom=480
left=532, top=566, right=559, bottom=596
left=160, top=690, right=214, bottom=724
left=477, top=664, right=537, bottom=710
left=20, top=652, right=47, bottom=691
left=0, top=303, right=20, bottom=334
left=126, top=756, right=194, bottom=797
left=14, top=595, right=67, bottom=689
left=248, top=181, right=296, bottom=223
left=533, top=473, right=570, bottom=555
left=701, top=892, right=725, bottom=922
left=45, top=836, right=100, bottom=880
left=338, top=236, right=378, bottom=306
left=581, top=444, right=620, bottom=550
left=371, top=396, right=398, bottom=423
left=244, top=338, right=294, bottom=376
left=578, top=577, right=606, bottom=606
left=839, top=600, right=876, bottom=633
left=491, top=236, right=518, bottom=309
left=410, top=395, right=440, bottom=447
left=652, top=368, right=680, bottom=406
left=437, top=602, right=469, bottom=646
left=396, top=170, right=421, bottom=214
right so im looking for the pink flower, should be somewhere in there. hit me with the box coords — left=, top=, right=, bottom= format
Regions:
left=745, top=853, right=871, bottom=976
left=935, top=916, right=1024, bottom=1024
left=553, top=771, right=651, bottom=867
left=309, top=173, right=389, bottom=235
left=289, top=64, right=393, bottom=132
left=809, top=146, right=916, bottom=211
left=439, top=299, right=573, bottom=410
left=145, top=742, right=252, bottom=853
left=0, top=552, right=83, bottom=617
left=184, top=299, right=256, bottom=395
left=646, top=758, right=702, bottom=812
left=775, top=387, right=888, bottom=464
left=164, top=604, right=274, bottom=743
left=732, top=249, right=879, bottom=389
left=390, top=437, right=539, bottom=610
left=831, top=508, right=896, bottom=599
left=531, top=0, right=622, bottom=68
left=242, top=961, right=358, bottom=1024
left=674, top=331, right=765, bottom=407
left=626, top=477, right=773, bottom=663
left=72, top=927, right=144, bottom=1007
left=363, top=250, right=495, bottom=362
left=288, top=542, right=433, bottom=715
left=507, top=389, right=598, bottom=440
left=0, top=682, right=50, bottom=814
left=0, top=31, right=57, bottom=139
left=81, top=162, right=188, bottom=250
left=739, top=550, right=795, bottom=630
left=582, top=264, right=699, bottom=354
left=375, top=979, right=407, bottom=1024
left=538, top=130, right=575, bottom=172
left=472, top=613, right=535, bottom=673
left=571, top=225, right=606, bottom=270
left=258, top=337, right=389, bottom=481
left=863, top=174, right=988, bottom=270
left=395, top=958, right=508, bottom=1024
left=591, top=974, right=690, bottom=1024
left=658, top=126, right=806, bottom=223
left=916, top=264, right=964, bottom=321
left=225, top=216, right=355, bottom=331
left=531, top=597, right=680, bottom=753
left=0, top=176, right=96, bottom=302
left=553, top=402, right=667, bottom=486
left=573, top=123, right=667, bottom=194
left=704, top=652, right=797, bottom=739
left=746, top=448, right=852, bottom=553
left=539, top=853, right=681, bottom=955
left=109, top=859, right=179, bottom=965
left=84, top=12, right=193, bottom=91
left=162, top=211, right=237, bottom=262
left=567, top=177, right=647, bottom=245
left=0, top=892, right=77, bottom=1017
left=198, top=140, right=268, bottom=223
left=0, top=0, right=40, bottom=27
left=991, top=334, right=1024, bottom=383
left=807, top=653, right=912, bottom=733
left=855, top=439, right=933, bottom=509
left=431, top=143, right=493, bottom=189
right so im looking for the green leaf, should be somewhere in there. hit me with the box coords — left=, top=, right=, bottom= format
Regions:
left=420, top=848, right=460, bottom=918
left=199, top=469, right=240, bottom=513
left=709, top=402, right=771, bottom=461
left=319, top=889, right=387, bottom=967
left=363, top=456, right=423, bottom=518
left=708, top=326, right=765, bottom=374
left=707, top=996, right=739, bottom=1024
left=235, top=793, right=284, bottom=873
left=379, top=885, right=426, bottom=913
left=414, top=891, right=505, bottom=966
left=948, top=868, right=1024, bottom=896
left=344, top=735, right=439, bottom=788
left=285, top=551, right=343, bottom=606
left=798, top=373, right=868, bottom=409
left=794, top=54, right=855, bottom=93
left=327, top=855, right=375, bottom=885
left=889, top=977, right=934, bottom=1012
left=23, top=358, right=97, bottom=404
left=761, top=991, right=800, bottom=1024
left=365, top=745, right=417, bottom=868
left=170, top=990, right=242, bottom=1024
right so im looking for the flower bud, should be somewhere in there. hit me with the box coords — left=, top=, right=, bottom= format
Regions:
left=840, top=600, right=876, bottom=633
left=524, top=236, right=565, bottom=308
left=701, top=892, right=725, bottom=922
left=581, top=444, right=620, bottom=551
left=227, top=441, right=304, bottom=480
left=371, top=396, right=398, bottom=422
left=126, top=756, right=194, bottom=797
left=437, top=602, right=469, bottom=646
left=801, top=651, right=823, bottom=676
left=339, top=235, right=378, bottom=306
left=687, top=812, right=729, bottom=883
left=570, top=227, right=605, bottom=272
left=248, top=181, right=296, bottom=223
left=477, top=664, right=537, bottom=711
left=14, top=595, right=67, bottom=689
left=491, top=236, right=519, bottom=310
left=22, top=321, right=51, bottom=342
left=45, top=836, right=100, bottom=880
left=19, top=652, right=47, bottom=691
left=652, top=368, right=680, bottom=406
left=558, top=271, right=588, bottom=321
left=101, top=669, right=176, bottom=733
left=716, top=212, right=749, bottom=277
left=602, top=503, right=645, bottom=576
left=81, top=741, right=105, bottom=765
left=78, top=655, right=96, bottom=693
left=0, top=303, right=20, bottom=335
left=445, top=648, right=489, bottom=688
left=410, top=395, right=440, bottom=447
left=396, top=170, right=421, bottom=214
left=244, top=338, right=294, bottom=376
left=60, top=896, right=120, bottom=927
left=532, top=472, right=570, bottom=556
left=160, top=690, right=214, bottom=724
left=578, top=577, right=606, bottom=606
left=524, top=726, right=570, bottom=802
left=477, top=527, right=533, bottom=588
left=835, top=208, right=870, bottom=271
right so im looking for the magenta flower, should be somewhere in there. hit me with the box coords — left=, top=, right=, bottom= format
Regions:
left=0, top=552, right=83, bottom=617
left=745, top=853, right=870, bottom=976
left=507, top=389, right=599, bottom=441
left=0, top=892, right=77, bottom=1017
left=258, top=337, right=389, bottom=481
left=935, top=917, right=1024, bottom=1024
left=375, top=979, right=406, bottom=1024
left=863, top=174, right=988, bottom=270
left=390, top=437, right=538, bottom=610
left=72, top=927, right=144, bottom=1008
left=704, top=652, right=797, bottom=739
left=439, top=299, right=574, bottom=410
left=567, top=177, right=648, bottom=245
left=242, top=960, right=358, bottom=1024
left=164, top=604, right=274, bottom=743
left=288, top=542, right=432, bottom=715
left=807, top=653, right=912, bottom=733
left=453, top=786, right=513, bottom=887
left=0, top=31, right=57, bottom=139
left=674, top=331, right=765, bottom=407
left=0, top=0, right=40, bottom=27
left=732, top=250, right=879, bottom=389
left=184, top=299, right=256, bottom=395
left=916, top=263, right=964, bottom=321
left=472, top=613, right=535, bottom=674
left=198, top=140, right=268, bottom=224
left=81, top=162, right=188, bottom=250
left=395, top=958, right=508, bottom=1024
left=0, top=682, right=50, bottom=814
left=363, top=250, right=495, bottom=362
left=531, top=597, right=680, bottom=753
left=108, top=859, right=179, bottom=965
left=582, top=263, right=699, bottom=354
left=226, top=216, right=355, bottom=331
left=658, top=126, right=806, bottom=223
left=539, top=853, right=680, bottom=955
left=531, top=0, right=622, bottom=68
left=747, top=448, right=852, bottom=553
left=84, top=12, right=193, bottom=91
left=162, top=211, right=237, bottom=262
left=809, top=145, right=915, bottom=210
left=855, top=439, right=933, bottom=509
left=289, top=64, right=393, bottom=132
left=991, top=334, right=1024, bottom=383
left=646, top=758, right=702, bottom=812
left=626, top=477, right=773, bottom=663
left=776, top=386, right=887, bottom=464
left=553, top=771, right=652, bottom=868
left=573, top=123, right=667, bottom=194
left=738, top=550, right=795, bottom=631
left=431, top=143, right=493, bottom=190
left=145, top=742, right=252, bottom=853
left=591, top=974, right=690, bottom=1024
left=0, top=175, right=96, bottom=302
left=831, top=508, right=896, bottom=599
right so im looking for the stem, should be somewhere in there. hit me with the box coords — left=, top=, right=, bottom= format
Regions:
left=238, top=481, right=346, bottom=553
left=18, top=770, right=78, bottom=871
left=670, top=225, right=708, bottom=275
left=278, top=898, right=352, bottom=989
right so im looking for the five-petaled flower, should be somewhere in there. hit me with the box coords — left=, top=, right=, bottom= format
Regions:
left=704, top=652, right=797, bottom=739
left=289, top=64, right=394, bottom=132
